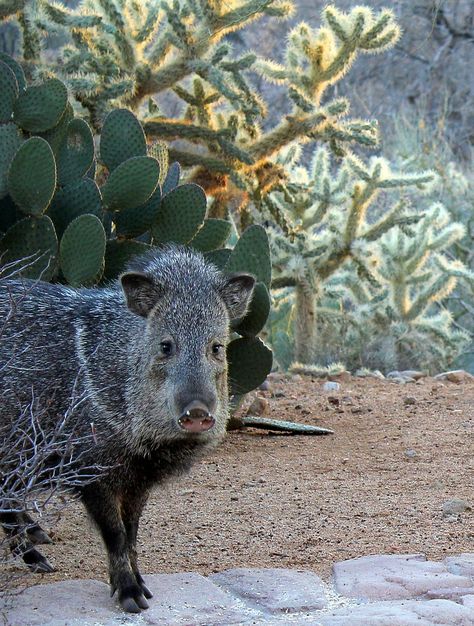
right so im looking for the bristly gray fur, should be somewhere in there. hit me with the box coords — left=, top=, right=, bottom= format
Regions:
left=0, top=245, right=255, bottom=613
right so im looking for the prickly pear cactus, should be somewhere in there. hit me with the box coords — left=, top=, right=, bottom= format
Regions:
left=0, top=52, right=272, bottom=397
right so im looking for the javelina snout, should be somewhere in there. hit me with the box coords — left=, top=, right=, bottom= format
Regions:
left=0, top=246, right=255, bottom=613
left=178, top=400, right=215, bottom=433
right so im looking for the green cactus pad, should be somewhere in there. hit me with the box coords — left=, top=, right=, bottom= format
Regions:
left=0, top=215, right=58, bottom=280
left=152, top=183, right=206, bottom=245
left=204, top=248, right=232, bottom=269
left=39, top=103, right=74, bottom=156
left=162, top=162, right=181, bottom=195
left=0, top=60, right=19, bottom=123
left=57, top=118, right=94, bottom=186
left=0, top=123, right=22, bottom=199
left=234, top=282, right=271, bottom=337
left=100, top=109, right=147, bottom=172
left=103, top=239, right=151, bottom=280
left=8, top=137, right=56, bottom=216
left=190, top=219, right=232, bottom=252
left=60, top=214, right=106, bottom=287
left=0, top=53, right=26, bottom=91
left=47, top=178, right=102, bottom=238
left=224, top=225, right=271, bottom=287
left=13, top=78, right=68, bottom=133
left=101, top=156, right=159, bottom=211
left=148, top=141, right=168, bottom=186
left=227, top=337, right=273, bottom=395
left=114, top=186, right=162, bottom=238
left=0, top=195, right=21, bottom=234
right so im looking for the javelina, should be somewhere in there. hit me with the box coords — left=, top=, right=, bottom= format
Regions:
left=0, top=246, right=255, bottom=613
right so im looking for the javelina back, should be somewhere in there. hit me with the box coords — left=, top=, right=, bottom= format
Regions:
left=0, top=246, right=255, bottom=613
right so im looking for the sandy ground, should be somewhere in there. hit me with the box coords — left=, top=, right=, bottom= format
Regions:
left=8, top=374, right=474, bottom=586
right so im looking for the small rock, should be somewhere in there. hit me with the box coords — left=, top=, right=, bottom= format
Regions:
left=328, top=370, right=352, bottom=382
left=323, top=381, right=340, bottom=392
left=392, top=377, right=407, bottom=384
left=327, top=396, right=340, bottom=406
left=259, top=379, right=271, bottom=391
left=404, top=449, right=417, bottom=459
left=268, top=372, right=285, bottom=381
left=273, top=391, right=286, bottom=398
left=434, top=369, right=474, bottom=383
left=342, top=395, right=354, bottom=404
left=301, top=408, right=311, bottom=415
left=404, top=396, right=417, bottom=406
left=400, top=370, right=426, bottom=380
left=351, top=407, right=364, bottom=414
left=246, top=396, right=269, bottom=417
left=388, top=370, right=416, bottom=383
left=442, top=499, right=472, bottom=518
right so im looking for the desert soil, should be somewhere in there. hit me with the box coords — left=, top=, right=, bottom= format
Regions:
left=13, top=374, right=474, bottom=586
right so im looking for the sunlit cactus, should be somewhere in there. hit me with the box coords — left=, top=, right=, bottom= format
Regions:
left=2, top=2, right=402, bottom=216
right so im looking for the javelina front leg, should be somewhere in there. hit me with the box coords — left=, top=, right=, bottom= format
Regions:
left=121, top=492, right=153, bottom=601
left=81, top=487, right=150, bottom=613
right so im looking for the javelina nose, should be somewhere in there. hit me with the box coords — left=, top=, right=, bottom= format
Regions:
left=178, top=400, right=216, bottom=433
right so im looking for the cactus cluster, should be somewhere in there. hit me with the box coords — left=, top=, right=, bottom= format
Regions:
left=0, top=52, right=272, bottom=393
left=1, top=2, right=403, bottom=220
left=264, top=145, right=474, bottom=372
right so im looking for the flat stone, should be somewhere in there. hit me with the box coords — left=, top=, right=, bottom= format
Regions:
left=333, top=554, right=474, bottom=601
left=142, top=572, right=260, bottom=625
left=210, top=568, right=327, bottom=613
left=317, top=598, right=474, bottom=625
left=424, top=586, right=474, bottom=601
left=462, top=595, right=474, bottom=608
left=445, top=554, right=474, bottom=578
left=0, top=579, right=123, bottom=626
left=434, top=369, right=474, bottom=383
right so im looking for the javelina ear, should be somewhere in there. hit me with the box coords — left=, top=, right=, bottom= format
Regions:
left=219, top=273, right=255, bottom=321
left=120, top=272, right=163, bottom=317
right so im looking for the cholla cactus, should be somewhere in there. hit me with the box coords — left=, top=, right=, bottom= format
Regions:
left=265, top=145, right=473, bottom=370
left=2, top=2, right=401, bottom=214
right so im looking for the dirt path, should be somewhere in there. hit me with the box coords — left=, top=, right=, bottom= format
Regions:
left=15, top=375, right=474, bottom=585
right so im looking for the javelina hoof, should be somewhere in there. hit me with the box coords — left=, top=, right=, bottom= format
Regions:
left=112, top=583, right=150, bottom=613
left=23, top=548, right=55, bottom=573
left=136, top=573, right=153, bottom=599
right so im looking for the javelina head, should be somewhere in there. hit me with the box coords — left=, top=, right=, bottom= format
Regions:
left=120, top=247, right=255, bottom=447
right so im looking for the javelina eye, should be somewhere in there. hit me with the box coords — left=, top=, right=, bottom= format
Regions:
left=160, top=341, right=173, bottom=356
left=212, top=343, right=224, bottom=356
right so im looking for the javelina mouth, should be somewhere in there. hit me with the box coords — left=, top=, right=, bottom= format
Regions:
left=178, top=413, right=216, bottom=433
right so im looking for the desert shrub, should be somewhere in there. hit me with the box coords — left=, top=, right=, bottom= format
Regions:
left=0, top=259, right=101, bottom=592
